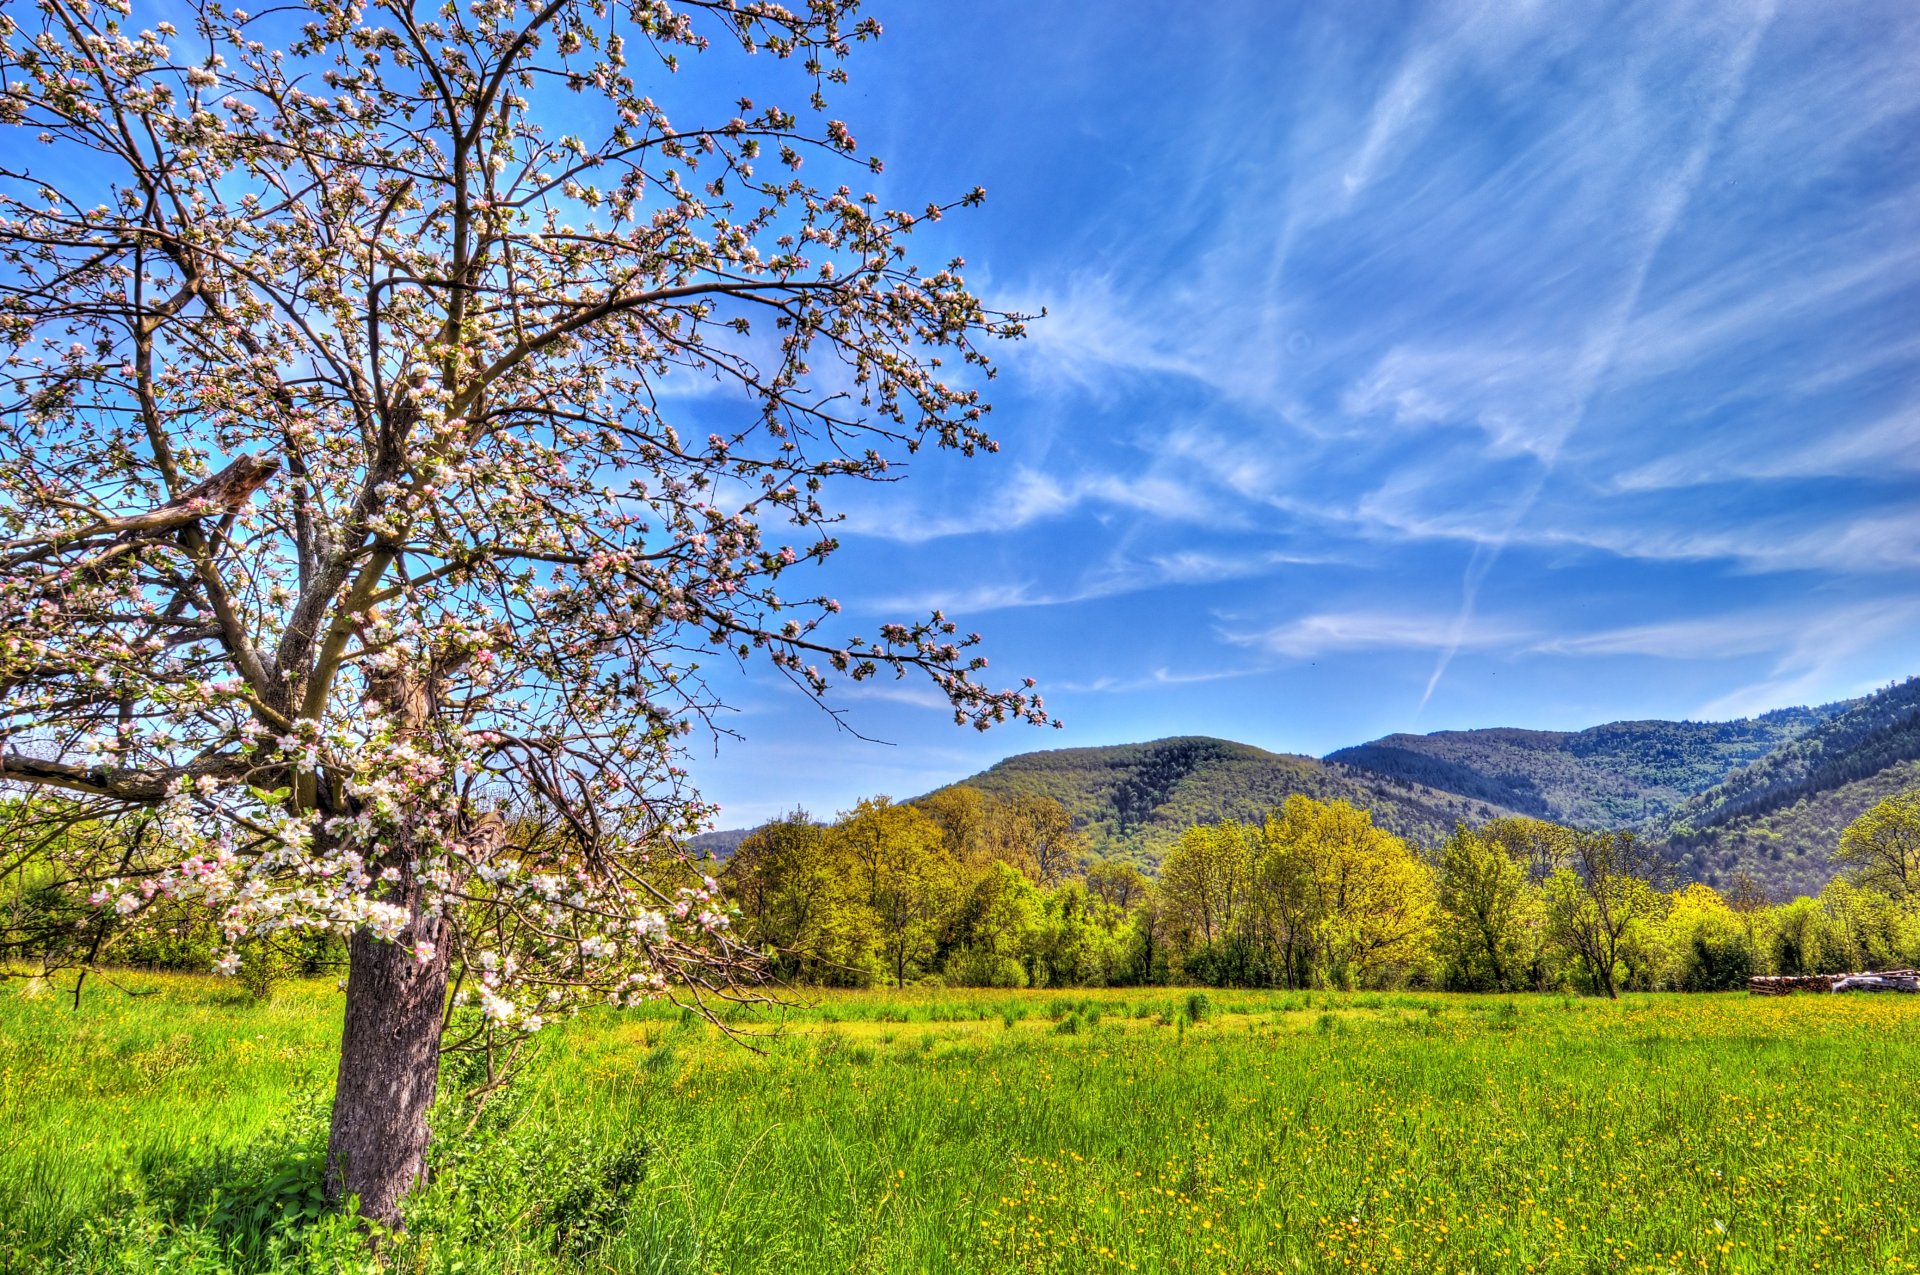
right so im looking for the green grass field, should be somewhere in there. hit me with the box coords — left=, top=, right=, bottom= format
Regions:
left=4, top=977, right=1920, bottom=1273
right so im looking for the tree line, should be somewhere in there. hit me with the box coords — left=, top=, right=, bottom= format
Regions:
left=10, top=786, right=1918, bottom=999
left=721, top=787, right=1920, bottom=997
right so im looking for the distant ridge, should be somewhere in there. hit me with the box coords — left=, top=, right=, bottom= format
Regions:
left=706, top=678, right=1920, bottom=896
left=1658, top=679, right=1920, bottom=894
left=941, top=735, right=1513, bottom=865
left=1325, top=705, right=1838, bottom=828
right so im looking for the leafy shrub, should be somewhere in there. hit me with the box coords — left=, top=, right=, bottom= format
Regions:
left=1682, top=929, right=1754, bottom=991
left=134, top=1090, right=335, bottom=1270
left=540, top=1138, right=649, bottom=1259
left=944, top=948, right=1028, bottom=989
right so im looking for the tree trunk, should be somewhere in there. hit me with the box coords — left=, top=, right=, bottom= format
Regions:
left=326, top=907, right=450, bottom=1227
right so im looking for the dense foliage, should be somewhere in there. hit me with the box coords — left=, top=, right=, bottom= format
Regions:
left=715, top=788, right=1920, bottom=997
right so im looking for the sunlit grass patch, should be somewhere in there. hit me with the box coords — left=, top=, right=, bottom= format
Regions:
left=6, top=979, right=1920, bottom=1272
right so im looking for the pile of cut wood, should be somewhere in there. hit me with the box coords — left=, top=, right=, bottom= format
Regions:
left=1749, top=970, right=1920, bottom=995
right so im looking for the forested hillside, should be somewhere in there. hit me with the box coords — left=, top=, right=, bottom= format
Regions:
left=708, top=680, right=1920, bottom=894
left=1660, top=679, right=1920, bottom=837
left=949, top=736, right=1513, bottom=865
left=1327, top=707, right=1836, bottom=827
left=1655, top=680, right=1920, bottom=894
left=1666, top=759, right=1920, bottom=896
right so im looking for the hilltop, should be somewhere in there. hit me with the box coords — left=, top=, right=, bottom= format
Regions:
left=939, top=736, right=1513, bottom=866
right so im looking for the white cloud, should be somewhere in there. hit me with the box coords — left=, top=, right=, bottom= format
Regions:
left=1054, top=666, right=1267, bottom=695
left=831, top=680, right=955, bottom=711
left=845, top=464, right=1222, bottom=544
left=1518, top=599, right=1920, bottom=721
left=1692, top=600, right=1920, bottom=719
left=875, top=545, right=1334, bottom=618
left=1308, top=477, right=1920, bottom=578
left=1226, top=610, right=1531, bottom=660
left=1534, top=616, right=1789, bottom=662
left=1610, top=398, right=1920, bottom=492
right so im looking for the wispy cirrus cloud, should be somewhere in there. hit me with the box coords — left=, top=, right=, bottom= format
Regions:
left=1224, top=610, right=1532, bottom=661
left=681, top=0, right=1920, bottom=819
left=875, top=545, right=1339, bottom=617
left=843, top=464, right=1222, bottom=544
left=1554, top=600, right=1920, bottom=720
left=1053, top=665, right=1268, bottom=695
left=1610, top=397, right=1920, bottom=492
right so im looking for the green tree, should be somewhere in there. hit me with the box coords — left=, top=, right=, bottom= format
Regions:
left=1085, top=858, right=1150, bottom=913
left=1833, top=792, right=1920, bottom=901
left=1481, top=817, right=1572, bottom=884
left=1818, top=879, right=1920, bottom=972
left=1033, top=881, right=1116, bottom=987
left=944, top=861, right=1042, bottom=988
left=835, top=799, right=958, bottom=987
left=1435, top=824, right=1535, bottom=991
left=917, top=786, right=993, bottom=871
left=724, top=813, right=875, bottom=983
left=1158, top=821, right=1256, bottom=960
left=1543, top=830, right=1670, bottom=998
left=1654, top=884, right=1754, bottom=991
left=990, top=793, right=1084, bottom=886
left=1245, top=816, right=1317, bottom=989
left=1264, top=796, right=1435, bottom=989
left=1771, top=896, right=1840, bottom=976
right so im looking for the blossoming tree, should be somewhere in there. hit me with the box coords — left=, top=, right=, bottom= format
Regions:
left=0, top=0, right=1048, bottom=1223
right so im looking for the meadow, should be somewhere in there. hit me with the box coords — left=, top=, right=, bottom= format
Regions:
left=4, top=978, right=1920, bottom=1274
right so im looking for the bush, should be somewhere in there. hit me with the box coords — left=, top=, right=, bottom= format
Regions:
left=540, top=1139, right=649, bottom=1259
left=133, top=1090, right=335, bottom=1269
left=943, top=947, right=1028, bottom=989
left=1682, top=929, right=1754, bottom=992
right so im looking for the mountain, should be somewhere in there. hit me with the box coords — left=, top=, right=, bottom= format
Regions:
left=687, top=827, right=756, bottom=860
left=705, top=679, right=1920, bottom=896
left=1325, top=707, right=1837, bottom=827
left=1664, top=760, right=1920, bottom=897
left=1659, top=679, right=1920, bottom=894
left=945, top=735, right=1516, bottom=867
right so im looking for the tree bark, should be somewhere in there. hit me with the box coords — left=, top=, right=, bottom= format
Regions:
left=325, top=900, right=450, bottom=1228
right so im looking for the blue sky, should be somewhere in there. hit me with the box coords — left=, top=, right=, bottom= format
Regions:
left=692, top=0, right=1920, bottom=824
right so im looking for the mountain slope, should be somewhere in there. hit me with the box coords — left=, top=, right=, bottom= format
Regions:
left=1326, top=707, right=1837, bottom=828
left=708, top=679, right=1920, bottom=894
left=1656, top=679, right=1920, bottom=894
left=1661, top=679, right=1920, bottom=837
left=1666, top=759, right=1920, bottom=897
left=948, top=736, right=1519, bottom=865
